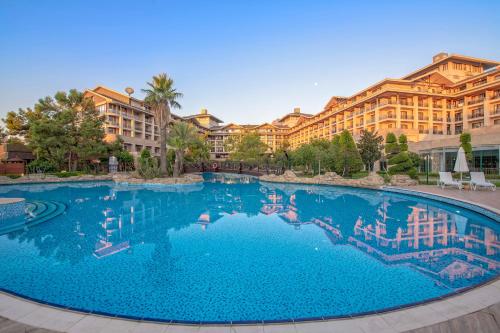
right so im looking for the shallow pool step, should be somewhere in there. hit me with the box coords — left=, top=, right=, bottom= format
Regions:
left=0, top=200, right=66, bottom=235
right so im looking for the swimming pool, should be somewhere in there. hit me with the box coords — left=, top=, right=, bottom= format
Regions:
left=0, top=173, right=498, bottom=323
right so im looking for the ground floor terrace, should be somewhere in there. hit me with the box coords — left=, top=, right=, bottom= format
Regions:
left=0, top=184, right=499, bottom=333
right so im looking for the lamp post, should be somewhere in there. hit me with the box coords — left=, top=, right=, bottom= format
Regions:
left=425, top=154, right=430, bottom=185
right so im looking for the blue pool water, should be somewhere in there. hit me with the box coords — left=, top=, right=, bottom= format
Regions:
left=0, top=173, right=498, bottom=322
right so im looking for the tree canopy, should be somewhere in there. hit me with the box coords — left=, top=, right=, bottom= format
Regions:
left=228, top=132, right=268, bottom=164
left=3, top=89, right=109, bottom=172
left=142, top=73, right=183, bottom=176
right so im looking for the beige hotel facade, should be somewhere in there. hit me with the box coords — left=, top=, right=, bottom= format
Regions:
left=84, top=53, right=500, bottom=174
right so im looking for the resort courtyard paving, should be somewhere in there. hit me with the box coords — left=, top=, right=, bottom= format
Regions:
left=0, top=184, right=499, bottom=333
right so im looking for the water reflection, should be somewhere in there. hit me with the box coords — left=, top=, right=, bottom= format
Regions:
left=2, top=173, right=499, bottom=291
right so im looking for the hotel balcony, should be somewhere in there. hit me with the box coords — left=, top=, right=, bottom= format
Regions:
left=401, top=115, right=414, bottom=120
left=418, top=116, right=429, bottom=121
left=432, top=129, right=444, bottom=135
left=469, top=112, right=484, bottom=120
left=379, top=114, right=396, bottom=120
left=468, top=98, right=485, bottom=105
left=418, top=102, right=429, bottom=108
left=455, top=116, right=463, bottom=122
left=400, top=101, right=414, bottom=107
left=433, top=116, right=443, bottom=121
left=491, top=107, right=500, bottom=116
left=419, top=129, right=430, bottom=134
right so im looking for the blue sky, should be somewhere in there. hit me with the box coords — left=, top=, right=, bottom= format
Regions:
left=0, top=0, right=499, bottom=124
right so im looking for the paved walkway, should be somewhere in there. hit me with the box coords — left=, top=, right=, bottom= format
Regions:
left=408, top=185, right=500, bottom=211
left=0, top=185, right=499, bottom=333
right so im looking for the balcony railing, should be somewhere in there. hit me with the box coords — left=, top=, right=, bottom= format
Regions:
left=418, top=102, right=429, bottom=107
left=469, top=112, right=484, bottom=119
left=418, top=116, right=429, bottom=121
left=401, top=115, right=414, bottom=120
left=400, top=101, right=413, bottom=106
left=492, top=107, right=500, bottom=115
left=455, top=116, right=463, bottom=122
left=433, top=116, right=443, bottom=121
left=468, top=98, right=485, bottom=105
left=379, top=114, right=395, bottom=120
left=419, top=129, right=429, bottom=134
left=432, top=130, right=444, bottom=135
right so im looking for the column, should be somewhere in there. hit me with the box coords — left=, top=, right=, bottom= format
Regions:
left=463, top=96, right=469, bottom=130
left=396, top=95, right=401, bottom=128
left=428, top=96, right=434, bottom=133
left=413, top=96, right=419, bottom=131
left=484, top=90, right=491, bottom=127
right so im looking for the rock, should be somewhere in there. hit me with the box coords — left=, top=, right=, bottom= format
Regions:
left=390, top=174, right=418, bottom=186
left=260, top=171, right=384, bottom=188
left=359, top=172, right=385, bottom=187
left=113, top=173, right=204, bottom=185
left=283, top=170, right=298, bottom=179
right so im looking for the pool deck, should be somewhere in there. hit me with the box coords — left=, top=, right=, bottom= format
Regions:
left=0, top=185, right=499, bottom=333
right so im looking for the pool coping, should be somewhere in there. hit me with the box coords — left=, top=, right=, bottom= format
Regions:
left=0, top=184, right=499, bottom=332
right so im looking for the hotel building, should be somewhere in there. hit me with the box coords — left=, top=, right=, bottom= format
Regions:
left=83, top=86, right=210, bottom=156
left=87, top=53, right=500, bottom=173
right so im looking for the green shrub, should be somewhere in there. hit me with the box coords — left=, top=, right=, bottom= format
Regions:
left=28, top=159, right=57, bottom=173
left=53, top=171, right=82, bottom=178
left=376, top=171, right=391, bottom=183
left=407, top=168, right=418, bottom=179
left=137, top=149, right=160, bottom=179
left=5, top=174, right=22, bottom=179
left=350, top=171, right=369, bottom=179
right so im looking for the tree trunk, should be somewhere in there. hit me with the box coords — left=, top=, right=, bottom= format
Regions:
left=173, top=150, right=182, bottom=177
left=68, top=151, right=72, bottom=172
left=159, top=127, right=168, bottom=176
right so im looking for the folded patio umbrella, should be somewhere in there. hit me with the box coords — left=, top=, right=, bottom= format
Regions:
left=453, top=147, right=469, bottom=181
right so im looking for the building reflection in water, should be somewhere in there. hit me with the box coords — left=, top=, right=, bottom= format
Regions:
left=93, top=173, right=498, bottom=289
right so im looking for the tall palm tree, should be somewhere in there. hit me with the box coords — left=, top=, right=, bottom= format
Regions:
left=142, top=74, right=182, bottom=176
left=168, top=122, right=199, bottom=177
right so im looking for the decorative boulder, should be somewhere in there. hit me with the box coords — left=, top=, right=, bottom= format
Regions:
left=359, top=172, right=385, bottom=187
left=283, top=170, right=298, bottom=179
left=390, top=174, right=418, bottom=186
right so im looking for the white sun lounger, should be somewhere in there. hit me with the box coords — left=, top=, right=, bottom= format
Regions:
left=470, top=172, right=496, bottom=191
left=438, top=172, right=463, bottom=190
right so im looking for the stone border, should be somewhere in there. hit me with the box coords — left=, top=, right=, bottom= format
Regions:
left=0, top=183, right=499, bottom=332
left=259, top=171, right=385, bottom=189
left=0, top=173, right=205, bottom=187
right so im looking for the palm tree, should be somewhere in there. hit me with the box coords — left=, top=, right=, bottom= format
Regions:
left=168, top=122, right=199, bottom=177
left=142, top=74, right=182, bottom=176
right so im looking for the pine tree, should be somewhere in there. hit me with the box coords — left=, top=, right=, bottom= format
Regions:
left=335, top=130, right=363, bottom=176
left=460, top=132, right=473, bottom=162
left=357, top=130, right=384, bottom=171
left=388, top=134, right=415, bottom=177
